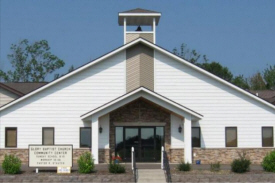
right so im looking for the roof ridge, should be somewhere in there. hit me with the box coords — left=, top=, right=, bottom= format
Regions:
left=120, top=8, right=160, bottom=14
left=1, top=38, right=275, bottom=111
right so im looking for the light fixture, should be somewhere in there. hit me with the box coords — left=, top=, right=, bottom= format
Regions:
left=178, top=125, right=182, bottom=133
left=99, top=126, right=103, bottom=133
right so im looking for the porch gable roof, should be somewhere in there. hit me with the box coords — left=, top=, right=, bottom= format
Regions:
left=80, top=87, right=203, bottom=121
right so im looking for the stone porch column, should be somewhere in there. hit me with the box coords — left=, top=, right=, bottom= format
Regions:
left=92, top=116, right=99, bottom=164
left=184, top=114, right=192, bottom=163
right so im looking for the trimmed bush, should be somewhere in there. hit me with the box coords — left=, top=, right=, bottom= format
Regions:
left=231, top=152, right=251, bottom=173
left=177, top=162, right=191, bottom=171
left=109, top=162, right=126, bottom=174
left=262, top=151, right=275, bottom=172
left=210, top=162, right=221, bottom=172
left=77, top=152, right=95, bottom=173
left=2, top=154, right=21, bottom=174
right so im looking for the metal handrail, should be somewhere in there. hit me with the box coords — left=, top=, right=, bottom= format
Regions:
left=132, top=147, right=137, bottom=183
left=163, top=148, right=172, bottom=183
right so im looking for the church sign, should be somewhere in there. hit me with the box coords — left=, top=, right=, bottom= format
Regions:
left=29, top=145, right=73, bottom=167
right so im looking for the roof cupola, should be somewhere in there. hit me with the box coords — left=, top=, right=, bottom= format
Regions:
left=118, top=8, right=161, bottom=44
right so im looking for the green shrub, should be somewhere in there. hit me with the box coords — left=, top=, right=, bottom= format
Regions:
left=210, top=162, right=221, bottom=172
left=77, top=152, right=95, bottom=173
left=109, top=162, right=126, bottom=174
left=177, top=162, right=191, bottom=171
left=231, top=152, right=251, bottom=173
left=2, top=154, right=21, bottom=174
left=262, top=151, right=275, bottom=172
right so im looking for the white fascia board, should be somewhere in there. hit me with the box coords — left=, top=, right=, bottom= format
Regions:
left=0, top=39, right=142, bottom=112
left=81, top=87, right=203, bottom=120
left=119, top=13, right=161, bottom=16
left=137, top=39, right=275, bottom=111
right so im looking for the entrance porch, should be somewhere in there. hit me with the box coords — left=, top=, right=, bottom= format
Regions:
left=80, top=87, right=203, bottom=164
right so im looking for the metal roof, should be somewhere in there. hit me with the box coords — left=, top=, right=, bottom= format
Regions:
left=118, top=8, right=161, bottom=26
left=120, top=8, right=160, bottom=14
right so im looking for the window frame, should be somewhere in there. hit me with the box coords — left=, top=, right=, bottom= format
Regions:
left=262, top=126, right=274, bottom=147
left=5, top=127, right=17, bottom=148
left=79, top=127, right=91, bottom=148
left=42, top=127, right=55, bottom=145
left=225, top=127, right=238, bottom=147
left=192, top=127, right=201, bottom=148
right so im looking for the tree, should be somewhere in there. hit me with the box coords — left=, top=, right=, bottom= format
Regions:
left=200, top=62, right=233, bottom=82
left=54, top=65, right=75, bottom=80
left=0, top=39, right=65, bottom=82
left=263, top=65, right=275, bottom=89
left=173, top=43, right=233, bottom=82
left=232, top=75, right=250, bottom=90
left=173, top=43, right=202, bottom=64
left=249, top=72, right=266, bottom=90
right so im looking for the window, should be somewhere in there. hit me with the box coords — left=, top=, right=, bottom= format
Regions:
left=80, top=127, right=91, bottom=148
left=225, top=127, right=237, bottom=147
left=192, top=127, right=200, bottom=147
left=5, top=128, right=17, bottom=147
left=262, top=127, right=273, bottom=147
left=42, top=128, right=54, bottom=145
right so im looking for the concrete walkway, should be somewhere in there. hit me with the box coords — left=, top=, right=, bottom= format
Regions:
left=137, top=169, right=166, bottom=183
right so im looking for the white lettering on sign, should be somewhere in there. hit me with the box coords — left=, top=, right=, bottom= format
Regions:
left=29, top=145, right=73, bottom=167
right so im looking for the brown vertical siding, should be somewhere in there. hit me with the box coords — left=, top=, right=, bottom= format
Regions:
left=126, top=44, right=154, bottom=92
left=140, top=45, right=154, bottom=90
left=126, top=33, right=154, bottom=43
left=126, top=45, right=141, bottom=92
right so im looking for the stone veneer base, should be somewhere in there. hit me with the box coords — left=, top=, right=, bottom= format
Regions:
left=1, top=148, right=274, bottom=165
left=0, top=148, right=92, bottom=164
left=170, top=148, right=184, bottom=163
left=193, top=148, right=275, bottom=164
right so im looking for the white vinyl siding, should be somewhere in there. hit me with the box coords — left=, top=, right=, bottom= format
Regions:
left=0, top=88, right=19, bottom=107
left=155, top=50, right=275, bottom=148
left=99, top=114, right=109, bottom=149
left=0, top=51, right=126, bottom=148
left=170, top=114, right=184, bottom=148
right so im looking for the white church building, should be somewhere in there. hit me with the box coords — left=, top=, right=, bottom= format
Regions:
left=1, top=8, right=275, bottom=164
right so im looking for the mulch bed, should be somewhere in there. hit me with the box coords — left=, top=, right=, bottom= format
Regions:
left=0, top=169, right=134, bottom=182
left=171, top=169, right=272, bottom=175
left=0, top=169, right=133, bottom=175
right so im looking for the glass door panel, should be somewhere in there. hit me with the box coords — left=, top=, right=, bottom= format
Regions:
left=140, top=128, right=155, bottom=161
left=155, top=127, right=164, bottom=161
left=124, top=128, right=139, bottom=161
left=115, top=127, right=125, bottom=159
left=115, top=126, right=164, bottom=162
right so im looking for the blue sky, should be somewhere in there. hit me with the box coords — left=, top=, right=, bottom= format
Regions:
left=1, top=0, right=275, bottom=81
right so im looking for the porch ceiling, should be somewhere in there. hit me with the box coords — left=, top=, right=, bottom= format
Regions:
left=80, top=87, right=203, bottom=121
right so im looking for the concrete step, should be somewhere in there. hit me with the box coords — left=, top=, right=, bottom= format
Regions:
left=138, top=169, right=164, bottom=172
left=137, top=169, right=166, bottom=183
left=138, top=174, right=166, bottom=179
left=138, top=180, right=166, bottom=183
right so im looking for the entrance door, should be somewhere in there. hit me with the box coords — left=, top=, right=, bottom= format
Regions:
left=115, top=126, right=164, bottom=162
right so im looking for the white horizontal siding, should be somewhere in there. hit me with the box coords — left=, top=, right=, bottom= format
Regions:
left=99, top=114, right=109, bottom=149
left=0, top=51, right=126, bottom=148
left=171, top=114, right=184, bottom=148
left=0, top=88, right=18, bottom=107
left=155, top=50, right=275, bottom=148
